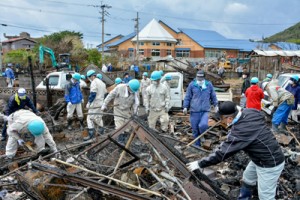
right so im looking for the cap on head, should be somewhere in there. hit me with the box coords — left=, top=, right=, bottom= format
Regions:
left=81, top=75, right=86, bottom=80
left=196, top=70, right=205, bottom=78
left=266, top=74, right=272, bottom=79
left=143, top=72, right=148, bottom=77
left=159, top=70, right=164, bottom=76
left=17, top=88, right=26, bottom=99
left=150, top=71, right=162, bottom=81
left=291, top=75, right=299, bottom=82
left=27, top=120, right=45, bottom=136
left=218, top=101, right=237, bottom=116
left=165, top=74, right=172, bottom=80
left=115, top=77, right=122, bottom=85
left=72, top=73, right=81, bottom=81
left=128, top=79, right=140, bottom=92
left=87, top=70, right=96, bottom=77
left=251, top=77, right=259, bottom=84
left=96, top=73, right=103, bottom=80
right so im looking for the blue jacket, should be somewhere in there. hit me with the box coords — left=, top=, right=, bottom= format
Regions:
left=3, top=68, right=15, bottom=79
left=5, top=94, right=37, bottom=115
left=286, top=84, right=300, bottom=110
left=64, top=81, right=83, bottom=104
left=183, top=79, right=218, bottom=112
left=134, top=65, right=139, bottom=72
left=123, top=76, right=132, bottom=84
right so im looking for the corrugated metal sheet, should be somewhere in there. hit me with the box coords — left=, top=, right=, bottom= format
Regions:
left=106, top=32, right=136, bottom=47
left=253, top=50, right=300, bottom=57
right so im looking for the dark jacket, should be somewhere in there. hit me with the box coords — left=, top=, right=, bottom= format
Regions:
left=199, top=109, right=284, bottom=168
left=286, top=83, right=300, bottom=110
left=5, top=94, right=37, bottom=115
left=241, top=78, right=251, bottom=94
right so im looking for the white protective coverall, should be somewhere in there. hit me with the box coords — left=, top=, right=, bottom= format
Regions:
left=87, top=78, right=107, bottom=129
left=5, top=109, right=57, bottom=158
left=144, top=82, right=170, bottom=131
left=140, top=77, right=151, bottom=106
left=103, top=84, right=139, bottom=129
left=79, top=79, right=87, bottom=89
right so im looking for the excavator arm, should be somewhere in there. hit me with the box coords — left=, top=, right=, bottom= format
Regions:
left=39, top=45, right=58, bottom=68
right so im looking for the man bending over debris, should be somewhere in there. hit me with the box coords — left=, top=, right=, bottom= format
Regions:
left=4, top=109, right=58, bottom=160
left=85, top=70, right=107, bottom=141
left=187, top=101, right=285, bottom=200
left=101, top=79, right=140, bottom=129
left=183, top=70, right=218, bottom=146
left=144, top=71, right=170, bottom=133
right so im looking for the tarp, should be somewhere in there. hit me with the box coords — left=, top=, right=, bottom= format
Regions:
left=253, top=50, right=300, bottom=57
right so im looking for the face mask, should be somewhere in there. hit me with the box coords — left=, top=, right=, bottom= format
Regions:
left=242, top=75, right=247, bottom=79
left=197, top=80, right=204, bottom=86
left=152, top=81, right=158, bottom=86
left=196, top=77, right=204, bottom=81
left=19, top=95, right=26, bottom=100
left=288, top=80, right=294, bottom=85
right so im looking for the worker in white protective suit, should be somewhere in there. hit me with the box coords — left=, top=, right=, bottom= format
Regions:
left=161, top=74, right=172, bottom=110
left=85, top=70, right=107, bottom=140
left=144, top=71, right=170, bottom=133
left=101, top=79, right=140, bottom=129
left=4, top=109, right=57, bottom=159
left=140, top=72, right=151, bottom=106
left=80, top=75, right=88, bottom=89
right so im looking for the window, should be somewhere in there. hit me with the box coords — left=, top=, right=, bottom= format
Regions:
left=169, top=76, right=179, bottom=88
left=151, top=49, right=160, bottom=56
left=205, top=50, right=222, bottom=58
left=139, top=49, right=144, bottom=55
left=176, top=39, right=182, bottom=45
left=166, top=42, right=172, bottom=46
left=176, top=50, right=190, bottom=58
left=167, top=49, right=172, bottom=55
left=152, top=42, right=160, bottom=46
left=129, top=49, right=134, bottom=58
left=139, top=42, right=144, bottom=46
left=43, top=75, right=59, bottom=86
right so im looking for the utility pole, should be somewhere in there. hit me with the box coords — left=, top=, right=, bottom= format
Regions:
left=99, top=3, right=111, bottom=67
left=134, top=12, right=140, bottom=66
left=0, top=39, right=2, bottom=72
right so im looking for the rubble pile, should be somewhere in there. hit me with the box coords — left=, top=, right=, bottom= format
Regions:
left=0, top=113, right=299, bottom=200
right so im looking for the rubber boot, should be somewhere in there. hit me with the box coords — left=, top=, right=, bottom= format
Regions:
left=279, top=123, right=288, bottom=134
left=67, top=118, right=73, bottom=131
left=83, top=129, right=94, bottom=141
left=238, top=182, right=253, bottom=200
left=98, top=127, right=105, bottom=135
left=1, top=121, right=7, bottom=141
left=271, top=123, right=279, bottom=133
left=79, top=118, right=84, bottom=131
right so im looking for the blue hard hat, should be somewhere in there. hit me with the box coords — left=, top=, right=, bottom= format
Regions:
left=72, top=73, right=81, bottom=81
left=143, top=72, right=148, bottom=77
left=128, top=79, right=140, bottom=92
left=96, top=73, right=103, bottom=80
left=87, top=70, right=96, bottom=77
left=291, top=75, right=299, bottom=82
left=81, top=75, right=86, bottom=80
left=27, top=120, right=45, bottom=136
left=266, top=74, right=272, bottom=79
left=115, top=77, right=122, bottom=85
left=159, top=70, right=164, bottom=75
left=150, top=71, right=162, bottom=81
left=165, top=74, right=172, bottom=80
left=251, top=77, right=259, bottom=84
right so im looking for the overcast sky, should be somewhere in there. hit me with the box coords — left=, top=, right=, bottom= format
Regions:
left=0, top=0, right=299, bottom=48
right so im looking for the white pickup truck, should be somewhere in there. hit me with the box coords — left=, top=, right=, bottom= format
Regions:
left=261, top=73, right=300, bottom=123
left=162, top=72, right=233, bottom=110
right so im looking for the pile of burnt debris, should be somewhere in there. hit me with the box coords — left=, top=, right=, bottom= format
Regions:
left=0, top=113, right=299, bottom=200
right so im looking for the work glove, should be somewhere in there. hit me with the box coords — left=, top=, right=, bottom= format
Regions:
left=101, top=104, right=107, bottom=111
left=214, top=106, right=219, bottom=113
left=18, top=139, right=25, bottom=146
left=186, top=161, right=201, bottom=172
left=241, top=93, right=245, bottom=97
left=67, top=102, right=72, bottom=107
left=297, top=104, right=300, bottom=110
left=183, top=108, right=188, bottom=115
left=82, top=99, right=84, bottom=104
left=86, top=102, right=91, bottom=109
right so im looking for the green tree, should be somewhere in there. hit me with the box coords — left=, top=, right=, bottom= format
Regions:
left=86, top=49, right=101, bottom=66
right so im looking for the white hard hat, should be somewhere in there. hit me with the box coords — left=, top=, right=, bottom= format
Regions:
left=17, top=88, right=26, bottom=96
